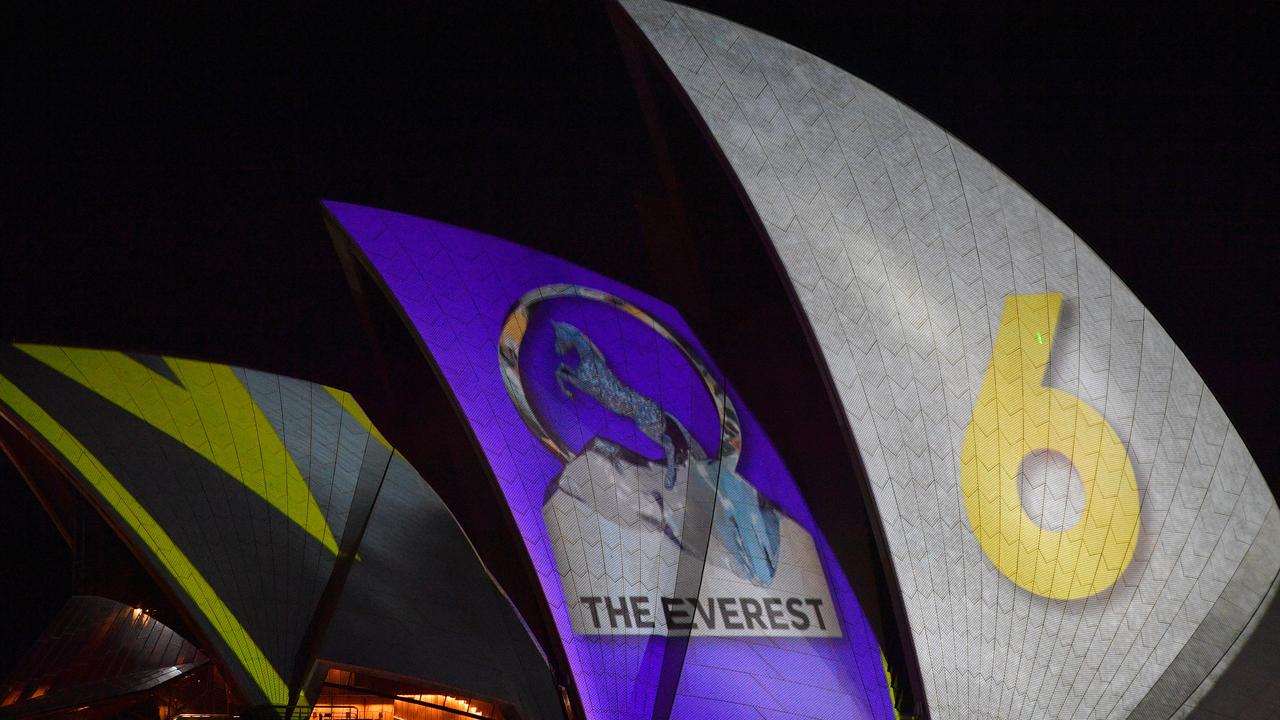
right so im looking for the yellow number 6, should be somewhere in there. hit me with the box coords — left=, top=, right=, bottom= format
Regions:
left=961, top=293, right=1140, bottom=599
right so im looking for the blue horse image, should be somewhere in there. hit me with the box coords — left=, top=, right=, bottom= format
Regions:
left=552, top=321, right=782, bottom=585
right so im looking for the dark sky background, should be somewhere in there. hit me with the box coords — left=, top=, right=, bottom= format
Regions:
left=1, top=0, right=1276, bottom=682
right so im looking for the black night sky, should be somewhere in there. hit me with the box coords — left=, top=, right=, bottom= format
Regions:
left=2, top=0, right=1277, bottom=682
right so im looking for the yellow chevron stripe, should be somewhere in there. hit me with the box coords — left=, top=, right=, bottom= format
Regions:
left=323, top=385, right=390, bottom=451
left=0, top=373, right=289, bottom=705
left=17, top=346, right=338, bottom=554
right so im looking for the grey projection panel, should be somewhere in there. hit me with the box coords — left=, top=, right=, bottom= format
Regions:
left=321, top=449, right=566, bottom=720
left=619, top=2, right=1279, bottom=719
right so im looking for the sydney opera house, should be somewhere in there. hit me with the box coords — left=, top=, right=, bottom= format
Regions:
left=2, top=3, right=1274, bottom=720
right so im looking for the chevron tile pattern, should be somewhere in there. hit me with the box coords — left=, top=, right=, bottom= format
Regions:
left=620, top=2, right=1278, bottom=718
